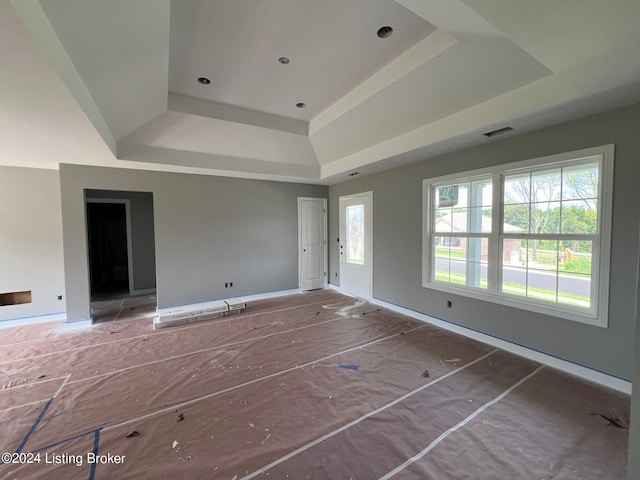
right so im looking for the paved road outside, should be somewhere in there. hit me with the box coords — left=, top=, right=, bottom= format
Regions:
left=435, top=258, right=590, bottom=298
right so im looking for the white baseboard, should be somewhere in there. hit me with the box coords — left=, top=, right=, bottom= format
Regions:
left=61, top=318, right=93, bottom=330
left=0, top=312, right=66, bottom=329
left=235, top=288, right=302, bottom=303
left=327, top=288, right=630, bottom=394
left=369, top=296, right=630, bottom=394
left=156, top=288, right=301, bottom=317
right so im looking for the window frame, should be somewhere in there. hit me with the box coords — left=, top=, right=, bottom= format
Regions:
left=431, top=173, right=494, bottom=291
left=422, top=145, right=614, bottom=328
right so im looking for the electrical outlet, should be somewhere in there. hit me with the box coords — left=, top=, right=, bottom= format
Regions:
left=447, top=300, right=452, bottom=308
left=229, top=282, right=233, bottom=287
left=225, top=282, right=228, bottom=288
left=57, top=295, right=63, bottom=300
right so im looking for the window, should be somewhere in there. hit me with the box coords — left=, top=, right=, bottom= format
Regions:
left=346, top=204, right=365, bottom=264
left=433, top=177, right=492, bottom=289
left=422, top=145, right=614, bottom=327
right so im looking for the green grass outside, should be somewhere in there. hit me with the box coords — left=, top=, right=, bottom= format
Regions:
left=559, top=256, right=592, bottom=275
left=434, top=271, right=486, bottom=288
left=435, top=248, right=466, bottom=260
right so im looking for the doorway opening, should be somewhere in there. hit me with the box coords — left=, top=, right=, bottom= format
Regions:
left=86, top=200, right=131, bottom=298
left=85, top=190, right=157, bottom=322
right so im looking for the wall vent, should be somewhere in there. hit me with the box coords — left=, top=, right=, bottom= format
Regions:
left=0, top=290, right=32, bottom=306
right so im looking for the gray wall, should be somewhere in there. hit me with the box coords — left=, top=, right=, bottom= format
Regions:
left=0, top=166, right=65, bottom=322
left=628, top=231, right=640, bottom=479
left=60, top=165, right=327, bottom=321
left=85, top=189, right=156, bottom=291
left=329, top=102, right=640, bottom=380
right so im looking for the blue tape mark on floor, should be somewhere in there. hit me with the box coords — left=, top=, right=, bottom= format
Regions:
left=2, top=395, right=103, bottom=476
left=338, top=364, right=360, bottom=371
left=21, top=428, right=102, bottom=478
left=88, top=429, right=102, bottom=480
left=15, top=397, right=54, bottom=454
left=30, top=428, right=98, bottom=454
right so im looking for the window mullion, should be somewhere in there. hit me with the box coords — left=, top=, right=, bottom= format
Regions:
left=423, top=144, right=612, bottom=327
left=488, top=173, right=502, bottom=295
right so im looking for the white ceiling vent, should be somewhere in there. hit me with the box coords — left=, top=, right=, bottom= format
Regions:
left=483, top=127, right=514, bottom=138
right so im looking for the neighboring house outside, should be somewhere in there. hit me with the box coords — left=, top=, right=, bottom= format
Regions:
left=434, top=211, right=524, bottom=263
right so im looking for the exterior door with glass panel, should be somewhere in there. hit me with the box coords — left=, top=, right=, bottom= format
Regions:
left=339, top=192, right=373, bottom=299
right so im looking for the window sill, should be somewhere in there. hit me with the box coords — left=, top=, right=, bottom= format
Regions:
left=422, top=281, right=606, bottom=328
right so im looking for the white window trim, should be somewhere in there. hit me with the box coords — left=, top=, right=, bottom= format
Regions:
left=422, top=144, right=614, bottom=328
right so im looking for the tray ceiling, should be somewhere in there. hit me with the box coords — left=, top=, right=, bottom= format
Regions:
left=4, top=0, right=640, bottom=183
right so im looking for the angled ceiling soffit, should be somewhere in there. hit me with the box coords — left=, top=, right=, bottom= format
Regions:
left=11, top=0, right=170, bottom=155
left=117, top=143, right=320, bottom=181
left=10, top=0, right=117, bottom=155
left=168, top=93, right=308, bottom=136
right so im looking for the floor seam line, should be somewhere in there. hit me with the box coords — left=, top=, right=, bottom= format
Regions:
left=0, top=398, right=49, bottom=415
left=378, top=364, right=546, bottom=479
left=0, top=297, right=347, bottom=360
left=0, top=375, right=69, bottom=391
left=100, top=323, right=428, bottom=433
left=239, top=348, right=499, bottom=480
left=53, top=375, right=71, bottom=398
left=0, top=376, right=70, bottom=414
left=67, top=314, right=381, bottom=385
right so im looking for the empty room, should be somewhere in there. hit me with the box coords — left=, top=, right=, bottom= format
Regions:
left=1, top=1, right=640, bottom=479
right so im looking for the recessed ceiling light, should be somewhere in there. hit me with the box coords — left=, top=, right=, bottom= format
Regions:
left=296, top=102, right=306, bottom=108
left=197, top=77, right=211, bottom=85
left=278, top=57, right=290, bottom=64
left=377, top=26, right=393, bottom=38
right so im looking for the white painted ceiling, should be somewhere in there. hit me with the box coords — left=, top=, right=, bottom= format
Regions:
left=3, top=0, right=640, bottom=184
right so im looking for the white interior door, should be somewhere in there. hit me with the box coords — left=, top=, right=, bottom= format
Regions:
left=298, top=197, right=327, bottom=291
left=339, top=192, right=373, bottom=299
